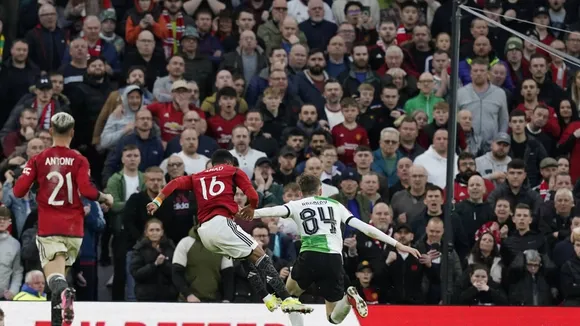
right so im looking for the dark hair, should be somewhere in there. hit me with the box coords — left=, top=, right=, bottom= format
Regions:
left=344, top=1, right=363, bottom=15
left=211, top=149, right=236, bottom=165
left=507, top=158, right=526, bottom=170
left=286, top=127, right=306, bottom=138
left=245, top=109, right=263, bottom=120
left=0, top=206, right=11, bottom=218
left=237, top=8, right=254, bottom=18
left=381, top=83, right=398, bottom=92
left=470, top=263, right=490, bottom=276
left=21, top=107, right=36, bottom=117
left=533, top=104, right=549, bottom=113
left=470, top=231, right=500, bottom=262
left=530, top=53, right=547, bottom=63
left=522, top=78, right=538, bottom=87
left=355, top=145, right=372, bottom=154
left=300, top=103, right=317, bottom=114
left=514, top=203, right=531, bottom=214
left=217, top=86, right=237, bottom=101
left=12, top=38, right=29, bottom=47
left=379, top=18, right=398, bottom=27
left=310, top=129, right=330, bottom=142
left=308, top=48, right=325, bottom=57
left=49, top=71, right=63, bottom=78
left=433, top=49, right=449, bottom=56
left=425, top=184, right=443, bottom=195
left=269, top=46, right=285, bottom=57
left=251, top=222, right=269, bottom=235
left=399, top=115, right=417, bottom=126
left=340, top=97, right=360, bottom=109
left=509, top=109, right=526, bottom=120
left=458, top=151, right=475, bottom=162
left=298, top=174, right=322, bottom=196
left=470, top=57, right=489, bottom=68
left=195, top=8, right=213, bottom=19
left=123, top=144, right=139, bottom=153
left=325, top=78, right=341, bottom=87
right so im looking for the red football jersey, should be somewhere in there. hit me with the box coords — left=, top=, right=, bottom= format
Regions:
left=331, top=123, right=370, bottom=166
left=147, top=102, right=205, bottom=142
left=13, top=146, right=100, bottom=237
left=207, top=114, right=245, bottom=148
left=160, top=164, right=258, bottom=224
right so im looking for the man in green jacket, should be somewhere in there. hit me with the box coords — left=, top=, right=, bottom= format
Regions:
left=404, top=72, right=444, bottom=123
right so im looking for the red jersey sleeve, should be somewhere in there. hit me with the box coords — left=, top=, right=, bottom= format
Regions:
left=75, top=156, right=100, bottom=201
left=160, top=175, right=195, bottom=197
left=13, top=157, right=37, bottom=198
left=233, top=168, right=258, bottom=208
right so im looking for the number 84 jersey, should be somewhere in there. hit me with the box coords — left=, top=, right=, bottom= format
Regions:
left=12, top=146, right=100, bottom=237
left=284, top=197, right=353, bottom=255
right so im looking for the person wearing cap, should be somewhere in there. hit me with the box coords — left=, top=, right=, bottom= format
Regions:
left=352, top=260, right=380, bottom=304
left=227, top=125, right=267, bottom=178
left=24, top=4, right=66, bottom=72
left=532, top=6, right=556, bottom=58
left=100, top=85, right=144, bottom=150
left=99, top=8, right=125, bottom=55
left=178, top=26, right=213, bottom=101
left=147, top=79, right=203, bottom=143
left=507, top=109, right=548, bottom=187
left=253, top=157, right=284, bottom=206
left=273, top=146, right=298, bottom=185
left=475, top=132, right=512, bottom=186
left=504, top=36, right=530, bottom=86
left=0, top=75, right=67, bottom=143
left=534, top=157, right=559, bottom=200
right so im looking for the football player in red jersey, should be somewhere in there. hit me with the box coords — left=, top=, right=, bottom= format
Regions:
left=13, top=112, right=114, bottom=326
left=147, top=149, right=312, bottom=314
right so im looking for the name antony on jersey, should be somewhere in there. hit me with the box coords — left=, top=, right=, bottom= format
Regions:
left=45, top=157, right=75, bottom=166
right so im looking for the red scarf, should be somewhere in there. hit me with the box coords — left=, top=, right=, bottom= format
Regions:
left=162, top=10, right=185, bottom=58
left=551, top=63, right=567, bottom=89
left=87, top=39, right=102, bottom=58
left=35, top=99, right=55, bottom=130
left=538, top=180, right=550, bottom=200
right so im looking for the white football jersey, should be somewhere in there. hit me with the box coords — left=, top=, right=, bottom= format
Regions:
left=283, top=196, right=354, bottom=254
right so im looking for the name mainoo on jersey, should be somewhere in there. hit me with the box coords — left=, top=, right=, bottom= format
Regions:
left=302, top=200, right=327, bottom=206
left=45, top=157, right=75, bottom=166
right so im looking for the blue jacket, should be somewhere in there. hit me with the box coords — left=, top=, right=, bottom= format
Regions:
left=458, top=58, right=514, bottom=92
left=298, top=19, right=337, bottom=51
left=2, top=182, right=37, bottom=239
left=79, top=198, right=105, bottom=262
left=62, top=40, right=121, bottom=74
left=102, top=131, right=164, bottom=184
left=371, top=149, right=404, bottom=187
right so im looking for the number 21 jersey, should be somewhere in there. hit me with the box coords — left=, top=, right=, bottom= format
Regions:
left=13, top=146, right=100, bottom=237
left=284, top=196, right=354, bottom=255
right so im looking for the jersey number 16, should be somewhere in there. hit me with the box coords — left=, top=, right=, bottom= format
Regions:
left=300, top=207, right=337, bottom=235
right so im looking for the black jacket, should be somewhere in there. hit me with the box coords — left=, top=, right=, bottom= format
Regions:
left=561, top=256, right=580, bottom=306
left=24, top=25, right=67, bottom=72
left=507, top=252, right=555, bottom=306
left=501, top=230, right=547, bottom=267
left=64, top=76, right=114, bottom=148
left=121, top=49, right=168, bottom=91
left=487, top=183, right=543, bottom=215
left=250, top=130, right=279, bottom=158
left=130, top=237, right=178, bottom=302
left=456, top=278, right=508, bottom=306
left=508, top=135, right=548, bottom=187
left=0, top=58, right=40, bottom=125
left=453, top=200, right=494, bottom=250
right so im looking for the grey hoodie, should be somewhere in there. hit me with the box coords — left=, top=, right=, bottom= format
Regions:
left=0, top=233, right=23, bottom=298
left=100, top=85, right=143, bottom=150
left=457, top=84, right=509, bottom=150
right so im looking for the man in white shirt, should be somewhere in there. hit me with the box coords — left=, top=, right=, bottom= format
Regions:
left=160, top=128, right=209, bottom=175
left=304, top=156, right=339, bottom=196
left=121, top=145, right=143, bottom=201
left=413, top=129, right=458, bottom=188
left=229, top=125, right=266, bottom=179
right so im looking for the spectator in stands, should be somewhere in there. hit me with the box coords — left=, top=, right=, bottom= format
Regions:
left=3, top=167, right=38, bottom=240
left=161, top=129, right=209, bottom=175
left=2, top=108, right=38, bottom=158
left=467, top=232, right=502, bottom=284
left=560, top=230, right=580, bottom=306
left=528, top=54, right=565, bottom=109
left=454, top=175, right=494, bottom=249
left=83, top=16, right=121, bottom=75
left=422, top=102, right=466, bottom=153
left=383, top=223, right=437, bottom=304
left=160, top=0, right=194, bottom=58
left=122, top=30, right=168, bottom=91
left=414, top=129, right=457, bottom=188
left=254, top=158, right=284, bottom=206
left=153, top=55, right=186, bottom=103
left=501, top=203, right=547, bottom=267
left=202, top=69, right=249, bottom=116
left=259, top=0, right=306, bottom=55
left=515, top=79, right=560, bottom=139
left=304, top=157, right=339, bottom=196
left=458, top=36, right=513, bottom=90
left=131, top=218, right=177, bottom=302
left=534, top=157, right=559, bottom=200
left=458, top=110, right=483, bottom=156
left=288, top=43, right=308, bottom=75
left=332, top=168, right=371, bottom=234
left=475, top=132, right=511, bottom=186
left=179, top=28, right=213, bottom=101
left=12, top=270, right=45, bottom=301
left=507, top=249, right=556, bottom=306
left=296, top=49, right=330, bottom=112
left=455, top=263, right=508, bottom=305
left=166, top=110, right=219, bottom=158
left=273, top=146, right=298, bottom=185
left=299, top=0, right=337, bottom=51
left=220, top=30, right=268, bottom=84
left=554, top=224, right=580, bottom=269
left=244, top=111, right=278, bottom=158
left=391, top=164, right=427, bottom=223
left=0, top=137, right=44, bottom=180
left=60, top=38, right=89, bottom=86
left=25, top=4, right=65, bottom=72
left=0, top=207, right=22, bottom=301
left=404, top=72, right=443, bottom=123
left=103, top=109, right=164, bottom=182
left=260, top=213, right=296, bottom=263
left=416, top=217, right=462, bottom=304
left=452, top=152, right=495, bottom=203
left=222, top=9, right=265, bottom=53
left=331, top=97, right=369, bottom=166
left=173, top=226, right=234, bottom=302
left=387, top=157, right=412, bottom=201
left=508, top=110, right=547, bottom=187
left=369, top=19, right=397, bottom=71
left=0, top=40, right=40, bottom=123
left=228, top=125, right=266, bottom=178
left=325, top=35, right=349, bottom=78
left=339, top=43, right=382, bottom=99
left=360, top=173, right=382, bottom=204
left=371, top=127, right=403, bottom=187
left=488, top=158, right=542, bottom=211
left=99, top=9, right=124, bottom=55
left=100, top=85, right=144, bottom=150
left=457, top=58, right=509, bottom=152
left=125, top=0, right=169, bottom=46
left=402, top=24, right=433, bottom=74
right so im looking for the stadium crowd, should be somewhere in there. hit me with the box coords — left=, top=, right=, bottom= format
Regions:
left=0, top=0, right=580, bottom=308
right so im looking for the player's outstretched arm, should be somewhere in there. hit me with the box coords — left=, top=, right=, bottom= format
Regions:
left=148, top=175, right=193, bottom=215
left=233, top=169, right=259, bottom=208
left=346, top=217, right=421, bottom=258
left=253, top=205, right=290, bottom=219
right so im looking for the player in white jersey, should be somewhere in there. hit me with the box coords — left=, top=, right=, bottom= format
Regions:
left=251, top=174, right=420, bottom=325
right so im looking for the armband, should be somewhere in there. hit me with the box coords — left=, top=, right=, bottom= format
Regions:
left=152, top=197, right=163, bottom=207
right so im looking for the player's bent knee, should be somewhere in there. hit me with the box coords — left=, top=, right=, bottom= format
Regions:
left=327, top=316, right=340, bottom=325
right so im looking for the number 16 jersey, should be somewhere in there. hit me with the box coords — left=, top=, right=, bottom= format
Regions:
left=284, top=196, right=354, bottom=255
left=13, top=146, right=100, bottom=237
